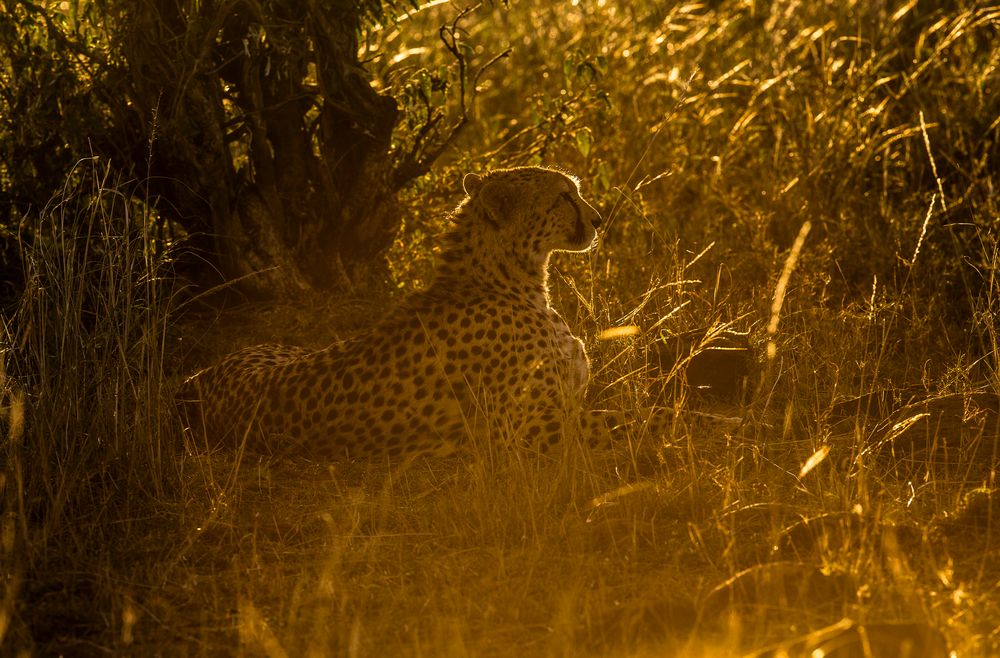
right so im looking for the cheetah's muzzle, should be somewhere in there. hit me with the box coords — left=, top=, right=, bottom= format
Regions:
left=563, top=191, right=590, bottom=249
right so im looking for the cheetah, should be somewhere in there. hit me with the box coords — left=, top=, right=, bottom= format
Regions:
left=176, top=166, right=612, bottom=459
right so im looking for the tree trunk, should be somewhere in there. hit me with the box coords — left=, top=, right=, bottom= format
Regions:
left=111, top=0, right=406, bottom=297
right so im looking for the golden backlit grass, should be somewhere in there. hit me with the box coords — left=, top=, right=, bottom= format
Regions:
left=3, top=0, right=999, bottom=655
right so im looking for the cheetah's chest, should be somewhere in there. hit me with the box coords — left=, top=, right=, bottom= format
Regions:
left=544, top=307, right=589, bottom=395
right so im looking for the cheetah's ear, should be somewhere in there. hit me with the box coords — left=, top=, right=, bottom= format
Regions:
left=472, top=178, right=512, bottom=229
left=462, top=173, right=484, bottom=197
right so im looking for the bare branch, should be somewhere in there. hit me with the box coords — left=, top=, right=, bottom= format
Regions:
left=393, top=4, right=510, bottom=186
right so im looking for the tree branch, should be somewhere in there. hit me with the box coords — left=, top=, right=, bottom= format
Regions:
left=392, top=4, right=510, bottom=186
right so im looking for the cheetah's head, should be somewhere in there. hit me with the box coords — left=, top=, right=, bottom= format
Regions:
left=461, top=167, right=602, bottom=256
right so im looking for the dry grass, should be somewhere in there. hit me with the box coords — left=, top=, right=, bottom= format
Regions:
left=3, top=0, right=1000, bottom=655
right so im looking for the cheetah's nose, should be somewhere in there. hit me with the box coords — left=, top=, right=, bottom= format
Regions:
left=591, top=209, right=603, bottom=229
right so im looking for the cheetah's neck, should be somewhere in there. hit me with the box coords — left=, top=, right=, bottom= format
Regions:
left=435, top=222, right=553, bottom=307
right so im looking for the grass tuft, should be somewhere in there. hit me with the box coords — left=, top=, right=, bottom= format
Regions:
left=1, top=157, right=179, bottom=652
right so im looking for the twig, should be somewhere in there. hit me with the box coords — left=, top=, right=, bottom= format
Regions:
left=393, top=4, right=510, bottom=185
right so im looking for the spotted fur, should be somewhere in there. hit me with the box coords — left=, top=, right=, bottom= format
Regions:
left=177, top=166, right=609, bottom=459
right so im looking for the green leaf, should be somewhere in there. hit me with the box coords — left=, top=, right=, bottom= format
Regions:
left=563, top=56, right=575, bottom=82
left=575, top=128, right=592, bottom=158
left=597, top=160, right=612, bottom=191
